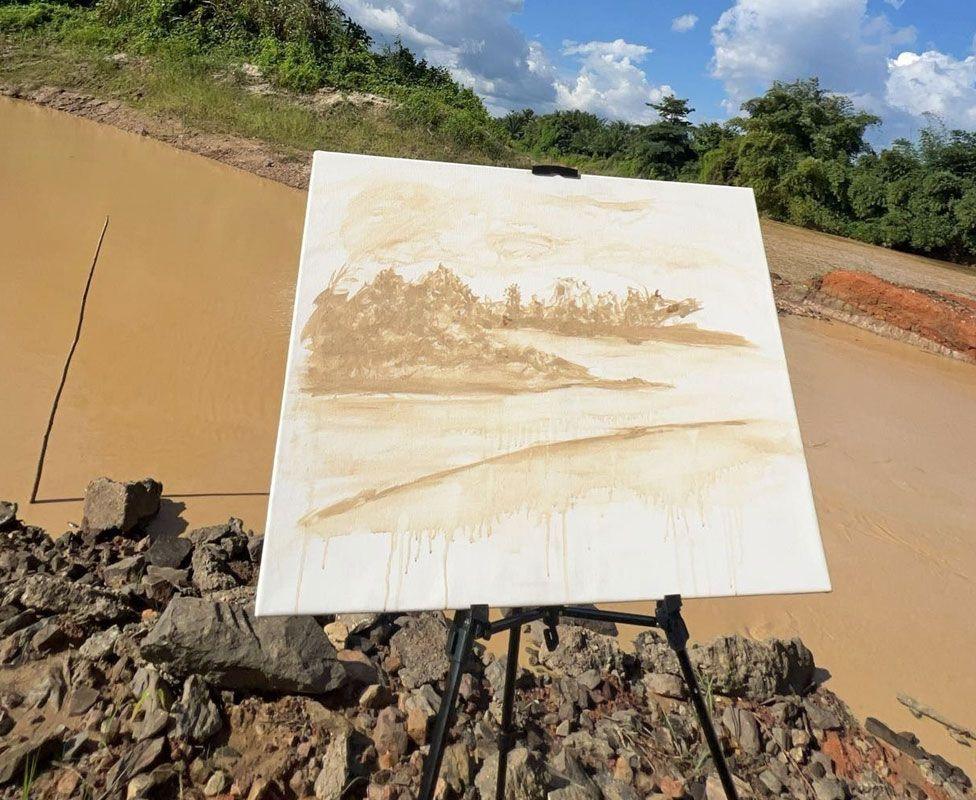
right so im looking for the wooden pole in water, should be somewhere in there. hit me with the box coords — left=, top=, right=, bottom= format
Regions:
left=30, top=216, right=110, bottom=504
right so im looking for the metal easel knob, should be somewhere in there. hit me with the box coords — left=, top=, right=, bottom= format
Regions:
left=542, top=608, right=560, bottom=651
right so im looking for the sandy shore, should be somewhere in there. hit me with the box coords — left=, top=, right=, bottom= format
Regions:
left=3, top=95, right=975, bottom=768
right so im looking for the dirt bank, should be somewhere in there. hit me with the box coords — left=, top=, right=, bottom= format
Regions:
left=776, top=270, right=976, bottom=363
left=1, top=84, right=312, bottom=190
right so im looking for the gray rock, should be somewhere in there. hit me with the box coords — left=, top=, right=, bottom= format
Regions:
left=644, top=672, right=686, bottom=699
left=79, top=625, right=121, bottom=660
left=204, top=771, right=230, bottom=797
left=134, top=707, right=170, bottom=741
left=705, top=774, right=752, bottom=800
left=337, top=612, right=380, bottom=634
left=536, top=625, right=629, bottom=677
left=20, top=574, right=133, bottom=625
left=145, top=565, right=189, bottom=586
left=551, top=788, right=599, bottom=800
left=67, top=685, right=100, bottom=716
left=440, top=742, right=473, bottom=794
left=313, top=731, right=350, bottom=800
left=812, top=777, right=846, bottom=800
left=126, top=764, right=176, bottom=799
left=521, top=605, right=618, bottom=639
left=247, top=535, right=264, bottom=564
left=475, top=747, right=547, bottom=800
left=372, top=707, right=408, bottom=761
left=722, top=706, right=763, bottom=756
left=864, top=718, right=970, bottom=789
left=146, top=535, right=193, bottom=568
left=31, top=620, right=68, bottom=653
left=359, top=684, right=391, bottom=709
left=577, top=669, right=602, bottom=690
left=390, top=612, right=450, bottom=689
left=803, top=699, right=842, bottom=731
left=636, top=633, right=815, bottom=700
left=173, top=675, right=222, bottom=743
left=404, top=683, right=441, bottom=716
left=594, top=776, right=638, bottom=800
left=191, top=544, right=239, bottom=592
left=140, top=597, right=346, bottom=694
left=185, top=518, right=249, bottom=551
left=0, top=726, right=65, bottom=784
left=83, top=477, right=162, bottom=535
left=103, top=554, right=145, bottom=588
left=0, top=609, right=37, bottom=637
left=759, top=769, right=784, bottom=794
left=562, top=731, right=615, bottom=765
left=25, top=664, right=68, bottom=710
left=549, top=750, right=599, bottom=800
left=0, top=501, right=17, bottom=530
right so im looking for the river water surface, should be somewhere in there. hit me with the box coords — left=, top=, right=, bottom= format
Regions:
left=2, top=96, right=975, bottom=768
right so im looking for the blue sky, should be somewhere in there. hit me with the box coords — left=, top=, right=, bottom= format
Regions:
left=339, top=1, right=976, bottom=141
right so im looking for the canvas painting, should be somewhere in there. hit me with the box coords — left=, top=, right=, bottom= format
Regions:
left=255, top=152, right=830, bottom=615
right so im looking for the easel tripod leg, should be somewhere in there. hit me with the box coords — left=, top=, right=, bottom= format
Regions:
left=656, top=596, right=739, bottom=800
left=419, top=609, right=477, bottom=800
left=495, top=609, right=522, bottom=800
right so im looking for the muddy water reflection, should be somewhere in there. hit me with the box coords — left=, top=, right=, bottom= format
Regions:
left=1, top=97, right=304, bottom=534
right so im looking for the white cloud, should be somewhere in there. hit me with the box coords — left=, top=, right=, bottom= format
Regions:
left=885, top=50, right=976, bottom=128
left=710, top=0, right=915, bottom=114
left=338, top=1, right=670, bottom=122
left=672, top=14, right=699, bottom=33
left=555, top=39, right=673, bottom=122
left=884, top=0, right=905, bottom=8
left=339, top=0, right=557, bottom=114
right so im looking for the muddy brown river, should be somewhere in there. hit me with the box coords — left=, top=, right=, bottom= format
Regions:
left=2, top=96, right=975, bottom=769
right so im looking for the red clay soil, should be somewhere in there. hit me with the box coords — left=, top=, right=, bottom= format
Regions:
left=815, top=270, right=976, bottom=361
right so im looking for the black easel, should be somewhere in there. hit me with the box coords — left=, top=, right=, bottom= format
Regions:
left=417, top=596, right=740, bottom=800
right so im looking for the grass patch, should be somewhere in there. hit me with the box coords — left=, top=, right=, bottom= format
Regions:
left=0, top=35, right=525, bottom=167
left=0, top=0, right=523, bottom=167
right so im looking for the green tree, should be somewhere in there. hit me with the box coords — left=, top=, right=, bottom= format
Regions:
left=627, top=94, right=696, bottom=180
left=700, top=78, right=879, bottom=222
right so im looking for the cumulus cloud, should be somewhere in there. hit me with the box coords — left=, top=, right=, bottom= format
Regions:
left=555, top=39, right=673, bottom=122
left=710, top=0, right=915, bottom=114
left=338, top=1, right=669, bottom=122
left=339, top=0, right=557, bottom=114
left=672, top=14, right=699, bottom=33
left=885, top=50, right=976, bottom=129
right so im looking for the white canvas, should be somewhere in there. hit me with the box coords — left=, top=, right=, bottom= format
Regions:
left=255, top=151, right=830, bottom=616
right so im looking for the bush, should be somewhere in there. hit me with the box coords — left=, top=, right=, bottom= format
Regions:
left=256, top=36, right=322, bottom=91
left=0, top=2, right=72, bottom=33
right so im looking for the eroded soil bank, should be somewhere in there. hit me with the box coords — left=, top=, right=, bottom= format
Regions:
left=3, top=96, right=976, bottom=770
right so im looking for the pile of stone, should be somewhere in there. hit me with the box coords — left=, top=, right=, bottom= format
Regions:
left=0, top=479, right=970, bottom=800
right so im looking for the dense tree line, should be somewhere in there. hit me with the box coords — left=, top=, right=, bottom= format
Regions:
left=503, top=79, right=976, bottom=265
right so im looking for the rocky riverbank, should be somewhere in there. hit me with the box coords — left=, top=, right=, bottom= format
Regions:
left=0, top=479, right=970, bottom=800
